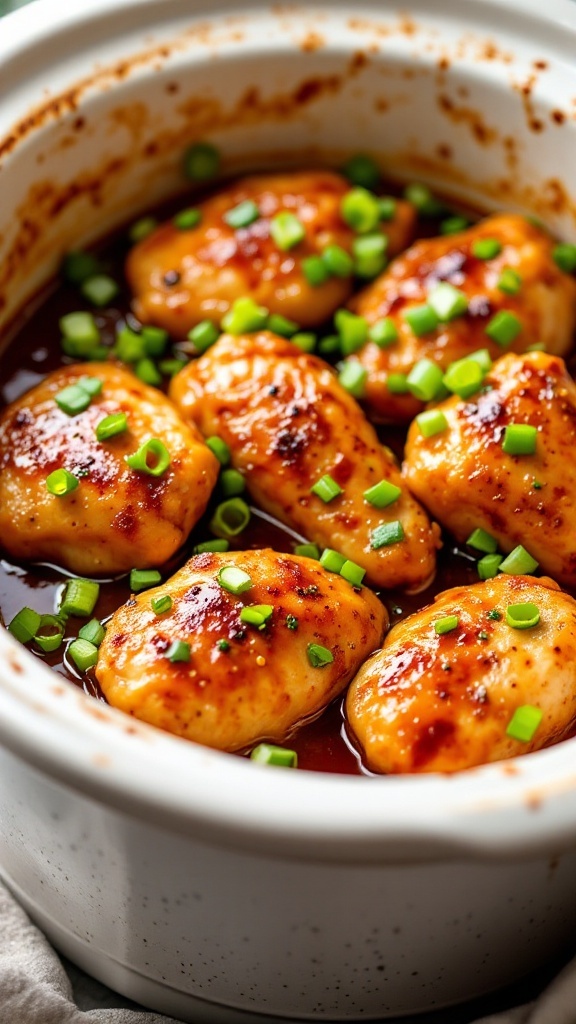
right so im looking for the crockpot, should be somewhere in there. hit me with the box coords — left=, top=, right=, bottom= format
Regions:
left=1, top=1, right=576, bottom=1020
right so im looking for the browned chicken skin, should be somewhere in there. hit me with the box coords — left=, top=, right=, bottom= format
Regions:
left=97, top=549, right=387, bottom=751
left=348, top=214, right=576, bottom=421
left=347, top=575, right=576, bottom=774
left=170, top=331, right=440, bottom=591
left=0, top=363, right=219, bottom=575
left=126, top=170, right=415, bottom=337
left=404, top=351, right=576, bottom=587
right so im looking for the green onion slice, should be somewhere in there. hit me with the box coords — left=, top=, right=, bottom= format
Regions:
left=310, top=474, right=343, bottom=503
left=125, top=438, right=170, bottom=477
left=217, top=565, right=252, bottom=595
left=192, top=538, right=230, bottom=554
left=340, top=560, right=366, bottom=586
left=46, top=468, right=80, bottom=497
left=498, top=545, right=539, bottom=576
left=477, top=554, right=503, bottom=580
left=338, top=360, right=368, bottom=398
left=8, top=607, right=42, bottom=644
left=415, top=409, right=448, bottom=437
left=205, top=436, right=231, bottom=466
left=406, top=358, right=444, bottom=402
left=188, top=320, right=220, bottom=353
left=467, top=528, right=498, bottom=554
left=307, top=643, right=334, bottom=668
left=165, top=640, right=191, bottom=663
left=505, top=603, right=540, bottom=629
left=370, top=521, right=405, bottom=549
left=223, top=200, right=260, bottom=229
left=403, top=304, right=439, bottom=338
left=502, top=423, right=537, bottom=456
left=428, top=282, right=468, bottom=322
left=250, top=743, right=298, bottom=768
left=220, top=468, right=245, bottom=498
left=96, top=412, right=128, bottom=442
left=294, top=543, right=320, bottom=559
left=221, top=297, right=268, bottom=335
left=364, top=479, right=401, bottom=509
left=270, top=211, right=306, bottom=250
left=151, top=594, right=173, bottom=616
left=34, top=614, right=65, bottom=653
left=183, top=142, right=220, bottom=181
left=434, top=615, right=459, bottom=635
left=506, top=705, right=543, bottom=743
left=60, top=578, right=100, bottom=618
left=130, top=569, right=162, bottom=593
left=68, top=638, right=99, bottom=671
left=78, top=618, right=106, bottom=646
left=319, top=549, right=346, bottom=574
left=209, top=497, right=251, bottom=538
left=239, top=604, right=274, bottom=629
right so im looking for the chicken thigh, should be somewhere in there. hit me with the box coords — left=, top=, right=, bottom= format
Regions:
left=404, top=351, right=576, bottom=587
left=126, top=170, right=415, bottom=337
left=170, top=331, right=440, bottom=591
left=96, top=549, right=387, bottom=751
left=347, top=213, right=576, bottom=421
left=0, top=363, right=219, bottom=575
left=347, top=574, right=576, bottom=773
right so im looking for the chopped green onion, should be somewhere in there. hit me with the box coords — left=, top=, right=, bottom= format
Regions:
left=406, top=358, right=444, bottom=402
left=487, top=609, right=502, bottom=620
left=46, top=468, right=79, bottom=497
left=532, top=479, right=544, bottom=490
left=217, top=565, right=252, bottom=595
left=341, top=187, right=381, bottom=233
left=311, top=474, right=343, bottom=503
left=160, top=357, right=187, bottom=377
left=364, top=479, right=401, bottom=508
left=210, top=497, right=251, bottom=538
left=34, top=614, right=65, bottom=653
left=320, top=549, right=346, bottom=574
left=224, top=200, right=260, bottom=229
left=378, top=197, right=397, bottom=221
left=173, top=207, right=202, bottom=230
left=387, top=373, right=409, bottom=395
left=342, top=154, right=380, bottom=189
left=183, top=141, right=220, bottom=181
left=485, top=310, right=522, bottom=347
left=338, top=360, right=368, bottom=398
left=498, top=545, right=539, bottom=576
left=62, top=250, right=101, bottom=285
left=440, top=215, right=470, bottom=235
left=506, top=602, right=540, bottom=629
left=59, top=311, right=101, bottom=357
left=69, top=638, right=99, bottom=671
left=125, top=438, right=170, bottom=477
left=60, top=578, right=100, bottom=618
left=334, top=309, right=368, bottom=355
left=369, top=317, right=398, bottom=348
left=428, top=282, right=468, bottom=321
left=370, top=520, right=405, bottom=549
left=352, top=233, right=388, bottom=278
left=220, top=468, right=245, bottom=497
left=477, top=554, right=503, bottom=580
left=318, top=334, right=341, bottom=357
left=135, top=357, right=162, bottom=387
left=502, top=423, right=537, bottom=456
left=250, top=743, right=298, bottom=768
left=307, top=643, right=334, bottom=668
left=130, top=569, right=162, bottom=592
left=192, top=538, right=230, bottom=554
left=443, top=357, right=484, bottom=399
left=267, top=313, right=299, bottom=337
left=205, top=435, right=231, bottom=466
left=115, top=327, right=146, bottom=363
left=165, top=640, right=191, bottom=663
left=415, top=408, right=448, bottom=437
left=78, top=618, right=106, bottom=646
left=497, top=267, right=522, bottom=294
left=294, top=543, right=320, bottom=559
left=142, top=325, right=169, bottom=358
left=270, top=211, right=306, bottom=250
left=239, top=604, right=274, bottom=629
left=403, top=304, right=439, bottom=337
left=217, top=638, right=230, bottom=652
left=81, top=274, right=119, bottom=308
left=472, top=237, right=502, bottom=260
left=96, top=412, right=128, bottom=441
left=403, top=182, right=445, bottom=217
left=552, top=243, right=576, bottom=274
left=8, top=607, right=42, bottom=644
left=302, top=255, right=330, bottom=287
left=467, top=348, right=493, bottom=373
left=188, top=319, right=220, bottom=353
left=221, top=297, right=268, bottom=335
left=506, top=704, right=542, bottom=743
left=526, top=342, right=546, bottom=353
left=467, top=528, right=498, bottom=554
left=151, top=594, right=173, bottom=615
left=322, top=244, right=354, bottom=278
left=285, top=614, right=299, bottom=630
left=340, top=560, right=366, bottom=586
left=77, top=376, right=103, bottom=397
left=291, top=332, right=316, bottom=353
left=129, top=216, right=158, bottom=243
left=434, top=615, right=459, bottom=635
left=55, top=383, right=93, bottom=416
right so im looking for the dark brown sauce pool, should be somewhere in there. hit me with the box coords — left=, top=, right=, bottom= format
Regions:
left=0, top=176, right=567, bottom=774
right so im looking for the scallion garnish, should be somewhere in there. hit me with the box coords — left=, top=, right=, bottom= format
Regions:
left=506, top=603, right=540, bottom=629
left=338, top=360, right=368, bottom=398
left=352, top=233, right=388, bottom=278
left=223, top=200, right=260, bottom=229
left=192, top=538, right=230, bottom=554
left=55, top=383, right=93, bottom=416
left=310, top=474, right=343, bottom=503
left=434, top=615, right=459, bottom=635
left=209, top=497, right=251, bottom=538
left=46, top=468, right=80, bottom=497
left=81, top=274, right=120, bottom=308
left=502, top=423, right=537, bottom=456
left=183, top=142, right=220, bottom=181
left=370, top=521, right=405, bottom=549
left=443, top=357, right=483, bottom=399
left=78, top=618, right=106, bottom=647
left=340, top=560, right=366, bottom=586
left=96, top=412, right=128, bottom=442
left=498, top=545, right=539, bottom=576
left=472, top=237, right=502, bottom=260
left=151, top=594, right=173, bottom=615
left=220, top=468, right=245, bottom=498
left=129, top=216, right=158, bottom=243
left=217, top=565, right=252, bottom=595
left=60, top=578, right=100, bottom=618
left=466, top=528, right=498, bottom=554
left=188, top=319, right=220, bottom=353
left=440, top=215, right=470, bottom=235
left=8, top=607, right=42, bottom=644
left=415, top=409, right=448, bottom=437
left=321, top=244, right=354, bottom=278
left=363, top=479, right=401, bottom=509
left=239, top=604, right=273, bottom=630
left=369, top=317, right=398, bottom=348
left=428, top=282, right=468, bottom=321
left=406, top=358, right=444, bottom=402
left=59, top=311, right=101, bottom=358
left=250, top=743, right=298, bottom=768
left=334, top=309, right=368, bottom=355
left=403, top=304, right=439, bottom=337
left=115, top=327, right=146, bottom=363
left=319, top=549, right=346, bottom=574
left=302, top=255, right=330, bottom=287
left=497, top=267, right=522, bottom=294
left=125, top=438, right=170, bottom=477
left=294, top=543, right=320, bottom=559
left=267, top=314, right=299, bottom=338
left=306, top=643, right=334, bottom=668
left=552, top=243, right=576, bottom=274
left=135, top=357, right=162, bottom=387
left=221, top=297, right=268, bottom=335
left=205, top=436, right=231, bottom=466
left=130, top=569, right=162, bottom=593
left=485, top=310, right=522, bottom=347
left=403, top=182, right=445, bottom=217
left=506, top=705, right=542, bottom=743
left=34, top=614, right=65, bottom=653
left=378, top=196, right=397, bottom=221
left=165, top=640, right=191, bottom=663
left=342, top=154, right=380, bottom=189
left=387, top=373, right=409, bottom=394
left=173, top=208, right=202, bottom=230
left=68, top=638, right=99, bottom=671
left=291, top=332, right=316, bottom=353
left=340, top=187, right=381, bottom=233
left=62, top=250, right=102, bottom=285
left=270, top=211, right=305, bottom=250
left=477, top=554, right=503, bottom=580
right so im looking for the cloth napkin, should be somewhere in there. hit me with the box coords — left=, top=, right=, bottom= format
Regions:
left=2, top=879, right=576, bottom=1024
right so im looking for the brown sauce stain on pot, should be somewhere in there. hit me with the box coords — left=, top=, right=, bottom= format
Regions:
left=436, top=92, right=498, bottom=146
left=515, top=73, right=545, bottom=134
left=299, top=31, right=324, bottom=53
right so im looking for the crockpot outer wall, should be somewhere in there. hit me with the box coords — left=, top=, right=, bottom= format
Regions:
left=1, top=1, right=576, bottom=1019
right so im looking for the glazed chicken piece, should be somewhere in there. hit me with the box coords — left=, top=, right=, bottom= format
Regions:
left=96, top=549, right=387, bottom=751
left=0, top=363, right=219, bottom=575
left=347, top=574, right=576, bottom=774
left=126, top=170, right=415, bottom=337
left=404, top=351, right=576, bottom=587
left=170, top=331, right=440, bottom=591
left=347, top=213, right=576, bottom=421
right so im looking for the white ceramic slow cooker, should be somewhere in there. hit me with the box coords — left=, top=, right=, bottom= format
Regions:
left=2, top=1, right=576, bottom=1020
